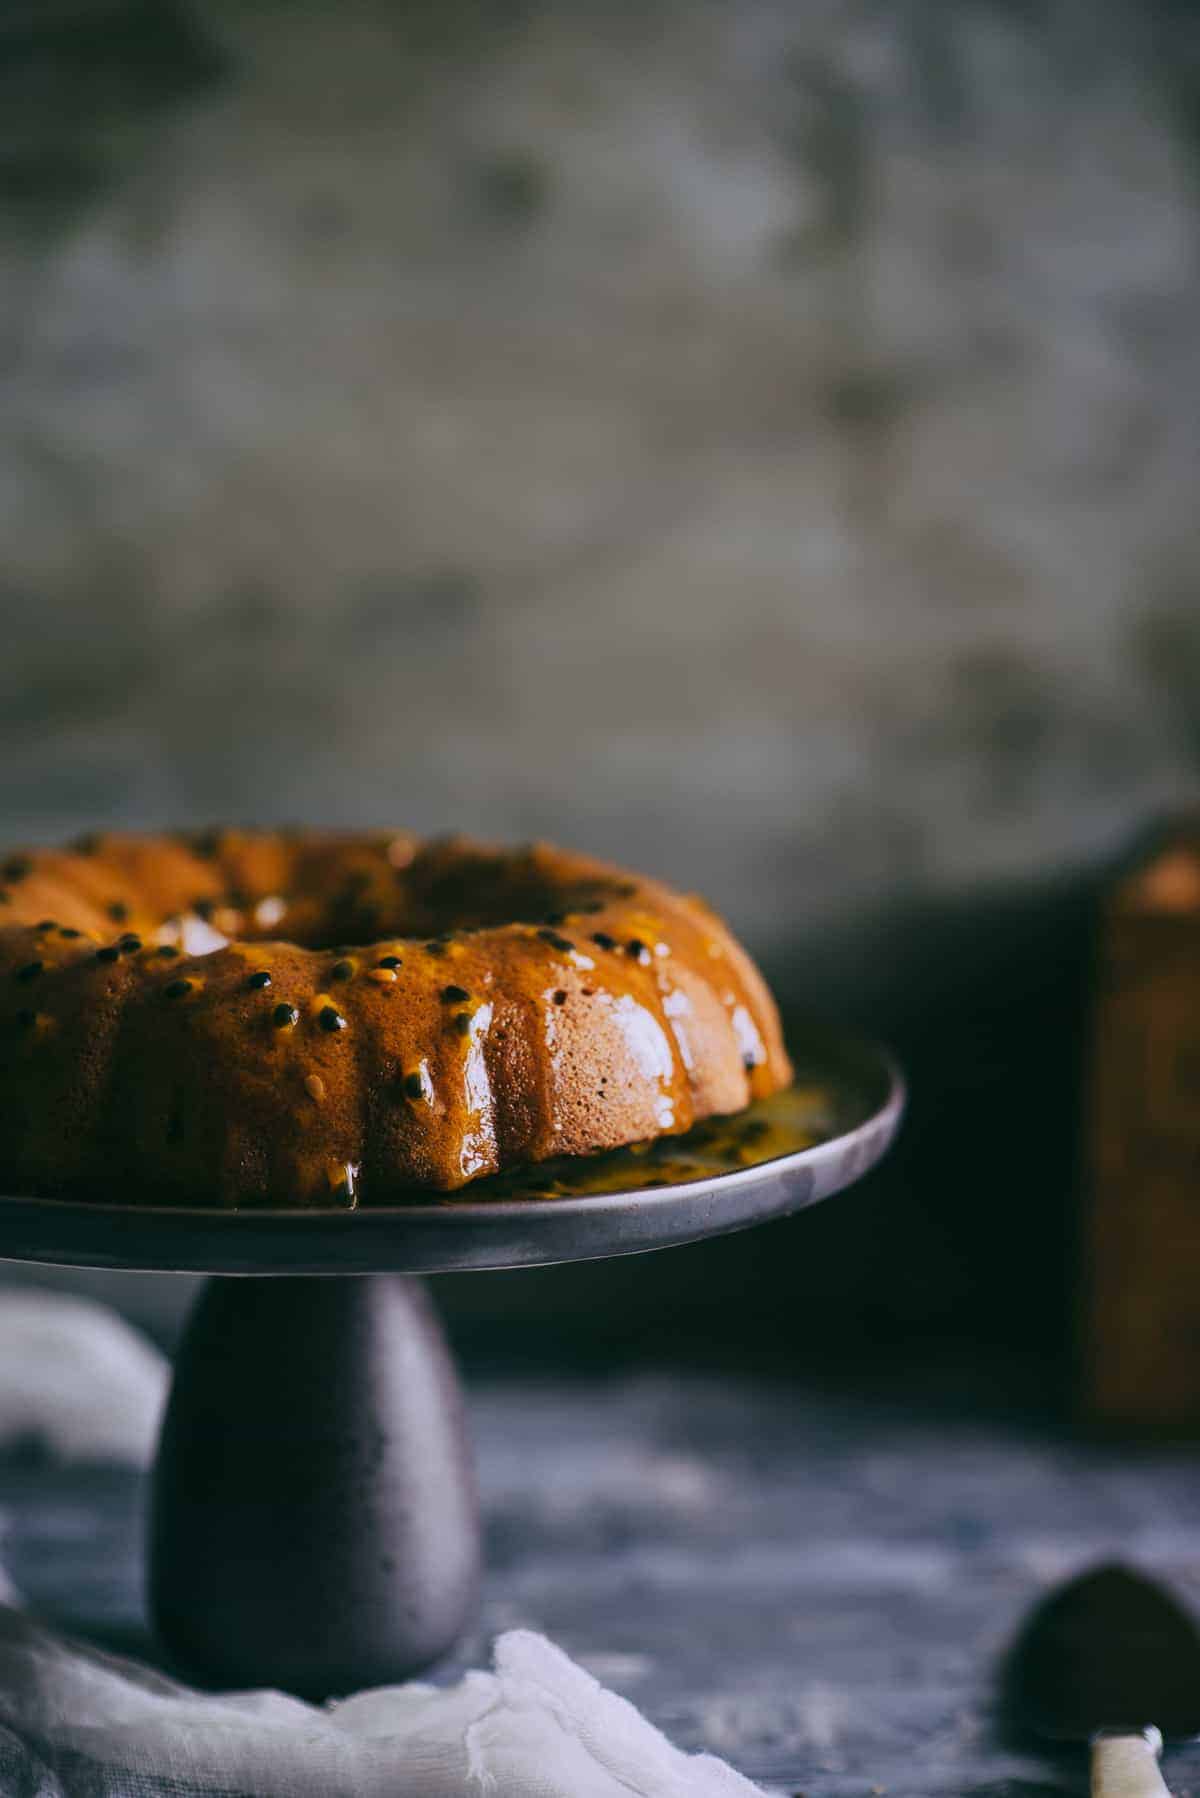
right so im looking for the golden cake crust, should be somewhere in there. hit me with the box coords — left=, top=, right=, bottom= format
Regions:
left=0, top=832, right=791, bottom=1206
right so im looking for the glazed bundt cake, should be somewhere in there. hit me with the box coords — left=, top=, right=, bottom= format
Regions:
left=0, top=833, right=792, bottom=1206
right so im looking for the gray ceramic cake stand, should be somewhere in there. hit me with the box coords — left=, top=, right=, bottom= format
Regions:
left=0, top=1030, right=902, bottom=1699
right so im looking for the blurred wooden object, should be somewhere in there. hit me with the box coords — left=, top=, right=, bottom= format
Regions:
left=1082, top=823, right=1200, bottom=1433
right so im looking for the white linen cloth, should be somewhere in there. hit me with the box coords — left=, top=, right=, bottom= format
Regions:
left=0, top=1286, right=769, bottom=1797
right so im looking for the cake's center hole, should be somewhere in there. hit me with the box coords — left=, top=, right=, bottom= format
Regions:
left=170, top=868, right=626, bottom=953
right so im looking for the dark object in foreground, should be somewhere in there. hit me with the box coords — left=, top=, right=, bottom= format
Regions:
left=1006, top=1562, right=1200, bottom=1796
left=150, top=1275, right=479, bottom=1698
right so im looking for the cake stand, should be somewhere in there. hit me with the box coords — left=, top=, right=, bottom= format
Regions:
left=0, top=1028, right=902, bottom=1699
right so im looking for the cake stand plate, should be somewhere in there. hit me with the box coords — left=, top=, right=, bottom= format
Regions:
left=0, top=1029, right=902, bottom=1698
left=0, top=1030, right=901, bottom=1276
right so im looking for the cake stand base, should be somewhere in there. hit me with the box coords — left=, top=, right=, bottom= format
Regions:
left=149, top=1273, right=479, bottom=1698
left=0, top=1031, right=903, bottom=1699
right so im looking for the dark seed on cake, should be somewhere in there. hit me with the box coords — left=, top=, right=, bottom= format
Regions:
left=743, top=1052, right=758, bottom=1072
left=95, top=946, right=121, bottom=964
left=331, top=959, right=354, bottom=981
left=164, top=979, right=193, bottom=1001
left=424, top=941, right=447, bottom=956
left=402, top=1071, right=424, bottom=1100
left=591, top=932, right=617, bottom=951
left=626, top=938, right=652, bottom=964
left=247, top=970, right=272, bottom=990
left=107, top=901, right=129, bottom=923
left=538, top=930, right=573, bottom=953
left=118, top=935, right=142, bottom=954
left=3, top=858, right=31, bottom=882
left=193, top=898, right=215, bottom=920
left=376, top=954, right=402, bottom=969
left=451, top=1010, right=472, bottom=1036
left=319, top=1005, right=347, bottom=1032
left=15, top=962, right=43, bottom=983
left=156, top=944, right=180, bottom=958
left=273, top=1002, right=300, bottom=1028
left=58, top=927, right=81, bottom=939
left=553, top=989, right=568, bottom=1005
left=441, top=983, right=469, bottom=1003
left=36, top=920, right=55, bottom=931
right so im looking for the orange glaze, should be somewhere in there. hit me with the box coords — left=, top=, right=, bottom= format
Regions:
left=0, top=832, right=792, bottom=1208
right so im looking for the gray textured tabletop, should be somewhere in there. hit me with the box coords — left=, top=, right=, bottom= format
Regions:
left=5, top=1357, right=1200, bottom=1798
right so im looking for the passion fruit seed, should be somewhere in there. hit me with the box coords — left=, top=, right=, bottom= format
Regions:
left=402, top=1071, right=424, bottom=1100
left=367, top=967, right=397, bottom=985
left=319, top=1006, right=347, bottom=1032
left=273, top=1003, right=300, bottom=1028
left=331, top=959, right=354, bottom=981
left=247, top=971, right=272, bottom=990
left=304, top=1073, right=326, bottom=1103
left=95, top=946, right=121, bottom=964
left=441, top=983, right=469, bottom=1003
left=156, top=944, right=180, bottom=958
left=376, top=955, right=401, bottom=969
left=107, top=902, right=129, bottom=923
left=538, top=930, right=573, bottom=953
left=591, top=932, right=617, bottom=951
left=164, top=979, right=193, bottom=1001
left=626, top=938, right=652, bottom=964
left=451, top=1011, right=472, bottom=1036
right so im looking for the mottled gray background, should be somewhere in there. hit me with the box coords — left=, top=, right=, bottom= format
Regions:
left=3, top=0, right=1200, bottom=1350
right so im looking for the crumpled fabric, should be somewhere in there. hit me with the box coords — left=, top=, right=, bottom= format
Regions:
left=0, top=1288, right=167, bottom=1468
left=0, top=1608, right=766, bottom=1797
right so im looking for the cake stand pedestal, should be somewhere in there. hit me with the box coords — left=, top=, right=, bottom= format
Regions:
left=0, top=1030, right=902, bottom=1699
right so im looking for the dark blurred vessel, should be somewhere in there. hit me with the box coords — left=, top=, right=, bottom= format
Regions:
left=1082, top=816, right=1200, bottom=1435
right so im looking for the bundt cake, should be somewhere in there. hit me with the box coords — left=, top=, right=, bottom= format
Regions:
left=0, top=832, right=792, bottom=1207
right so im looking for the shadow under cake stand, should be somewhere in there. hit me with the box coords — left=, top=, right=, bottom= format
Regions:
left=0, top=1029, right=903, bottom=1698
